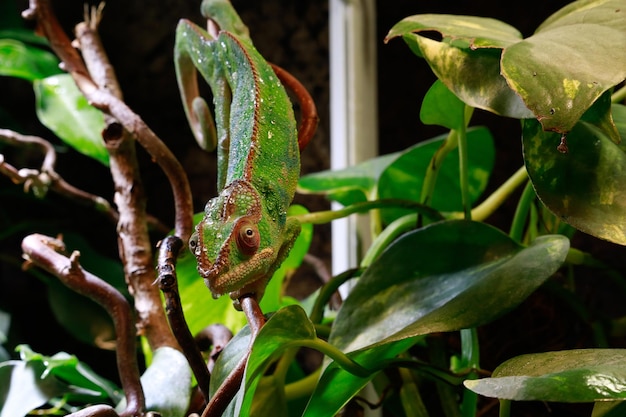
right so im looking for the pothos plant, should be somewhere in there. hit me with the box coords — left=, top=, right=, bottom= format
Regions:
left=0, top=0, right=625, bottom=417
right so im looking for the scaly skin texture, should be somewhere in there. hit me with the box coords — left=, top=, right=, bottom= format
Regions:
left=175, top=0, right=301, bottom=309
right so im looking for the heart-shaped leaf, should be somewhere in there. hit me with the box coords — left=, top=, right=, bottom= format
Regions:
left=465, top=349, right=626, bottom=402
left=522, top=110, right=626, bottom=245
left=330, top=220, right=569, bottom=353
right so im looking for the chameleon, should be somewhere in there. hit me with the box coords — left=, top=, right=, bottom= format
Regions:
left=175, top=0, right=309, bottom=310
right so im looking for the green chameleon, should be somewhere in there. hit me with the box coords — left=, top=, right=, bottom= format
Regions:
left=175, top=0, right=305, bottom=310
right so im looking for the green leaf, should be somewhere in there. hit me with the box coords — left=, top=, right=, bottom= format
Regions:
left=400, top=33, right=533, bottom=119
left=330, top=220, right=569, bottom=354
left=34, top=74, right=109, bottom=166
left=238, top=305, right=317, bottom=416
left=387, top=0, right=626, bottom=131
left=17, top=345, right=120, bottom=404
left=302, top=338, right=416, bottom=417
left=501, top=21, right=626, bottom=133
left=614, top=104, right=626, bottom=146
left=420, top=79, right=466, bottom=130
left=0, top=39, right=61, bottom=81
left=385, top=14, right=523, bottom=49
left=116, top=347, right=191, bottom=417
left=209, top=325, right=250, bottom=416
left=522, top=116, right=626, bottom=245
left=297, top=152, right=401, bottom=205
left=385, top=14, right=531, bottom=118
left=0, top=360, right=65, bottom=417
left=378, top=128, right=494, bottom=223
left=592, top=400, right=626, bottom=417
left=303, top=221, right=569, bottom=417
left=465, top=349, right=626, bottom=402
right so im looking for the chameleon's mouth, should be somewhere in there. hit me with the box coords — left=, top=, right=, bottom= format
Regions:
left=201, top=247, right=275, bottom=299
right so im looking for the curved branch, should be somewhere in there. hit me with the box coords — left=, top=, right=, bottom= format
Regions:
left=21, top=234, right=144, bottom=417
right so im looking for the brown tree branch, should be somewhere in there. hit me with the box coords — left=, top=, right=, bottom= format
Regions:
left=157, top=235, right=211, bottom=403
left=23, top=0, right=194, bottom=242
left=21, top=234, right=145, bottom=417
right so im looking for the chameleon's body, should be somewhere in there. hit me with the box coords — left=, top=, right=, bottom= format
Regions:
left=175, top=0, right=301, bottom=308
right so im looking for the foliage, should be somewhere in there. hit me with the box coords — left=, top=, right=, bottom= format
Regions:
left=1, top=0, right=625, bottom=416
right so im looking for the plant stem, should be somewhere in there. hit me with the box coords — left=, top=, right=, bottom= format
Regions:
left=509, top=180, right=535, bottom=242
left=399, top=367, right=430, bottom=417
left=360, top=213, right=418, bottom=268
left=449, top=166, right=528, bottom=222
left=457, top=111, right=471, bottom=220
left=499, top=399, right=511, bottom=417
left=420, top=130, right=458, bottom=207
left=291, top=199, right=442, bottom=225
left=284, top=368, right=321, bottom=400
left=460, top=328, right=480, bottom=417
left=309, top=268, right=360, bottom=324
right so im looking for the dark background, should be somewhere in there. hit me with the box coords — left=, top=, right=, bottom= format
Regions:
left=1, top=1, right=624, bottom=416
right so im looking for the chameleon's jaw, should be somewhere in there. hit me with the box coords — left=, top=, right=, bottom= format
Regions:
left=198, top=247, right=274, bottom=300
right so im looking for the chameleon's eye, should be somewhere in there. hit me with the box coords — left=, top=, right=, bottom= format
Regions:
left=189, top=233, right=199, bottom=254
left=236, top=221, right=259, bottom=256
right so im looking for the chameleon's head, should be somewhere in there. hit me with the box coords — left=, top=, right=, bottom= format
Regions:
left=189, top=179, right=275, bottom=306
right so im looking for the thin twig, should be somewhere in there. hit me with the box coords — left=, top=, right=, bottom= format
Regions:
left=157, top=235, right=211, bottom=402
left=195, top=324, right=233, bottom=373
left=21, top=234, right=145, bottom=417
left=0, top=128, right=171, bottom=234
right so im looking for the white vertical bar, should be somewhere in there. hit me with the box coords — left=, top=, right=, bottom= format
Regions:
left=329, top=0, right=378, bottom=287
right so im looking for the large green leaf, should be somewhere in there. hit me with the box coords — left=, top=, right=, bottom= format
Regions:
left=302, top=221, right=569, bottom=416
left=465, top=349, right=626, bottom=402
left=385, top=0, right=626, bottom=133
left=378, top=127, right=494, bottom=223
left=0, top=39, right=61, bottom=81
left=501, top=20, right=626, bottom=133
left=34, top=74, right=109, bottom=166
left=420, top=79, right=466, bottom=131
left=385, top=14, right=522, bottom=50
left=330, top=220, right=569, bottom=354
left=209, top=325, right=251, bottom=415
left=522, top=113, right=626, bottom=245
left=398, top=34, right=532, bottom=119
